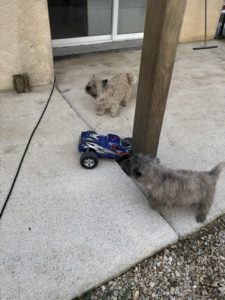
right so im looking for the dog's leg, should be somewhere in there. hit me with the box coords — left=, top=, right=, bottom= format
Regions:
left=121, top=89, right=132, bottom=107
left=195, top=195, right=214, bottom=223
left=150, top=197, right=160, bottom=209
left=96, top=104, right=106, bottom=116
left=110, top=104, right=120, bottom=117
left=96, top=109, right=106, bottom=116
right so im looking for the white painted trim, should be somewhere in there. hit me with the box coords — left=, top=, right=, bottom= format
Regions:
left=52, top=35, right=111, bottom=48
left=112, top=0, right=119, bottom=40
left=52, top=33, right=143, bottom=48
left=114, top=33, right=144, bottom=41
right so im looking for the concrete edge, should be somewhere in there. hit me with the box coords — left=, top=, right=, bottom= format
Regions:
left=72, top=236, right=178, bottom=299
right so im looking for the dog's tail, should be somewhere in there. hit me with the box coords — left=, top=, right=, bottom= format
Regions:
left=209, top=162, right=225, bottom=177
left=126, top=73, right=135, bottom=85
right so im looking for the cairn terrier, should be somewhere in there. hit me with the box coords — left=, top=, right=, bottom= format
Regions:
left=85, top=73, right=134, bottom=117
left=120, top=154, right=225, bottom=223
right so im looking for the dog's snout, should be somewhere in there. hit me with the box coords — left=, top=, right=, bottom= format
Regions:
left=85, top=85, right=91, bottom=92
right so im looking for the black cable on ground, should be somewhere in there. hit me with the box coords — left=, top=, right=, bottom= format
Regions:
left=0, top=77, right=56, bottom=221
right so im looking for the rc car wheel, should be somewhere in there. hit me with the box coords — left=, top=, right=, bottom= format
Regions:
left=80, top=151, right=99, bottom=169
left=122, top=137, right=132, bottom=146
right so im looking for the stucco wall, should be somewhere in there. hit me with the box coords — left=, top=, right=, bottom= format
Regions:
left=0, top=0, right=54, bottom=91
left=180, top=0, right=223, bottom=42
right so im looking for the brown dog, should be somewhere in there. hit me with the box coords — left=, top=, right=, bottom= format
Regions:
left=85, top=73, right=134, bottom=117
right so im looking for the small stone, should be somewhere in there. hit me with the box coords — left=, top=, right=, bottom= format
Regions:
left=101, top=285, right=106, bottom=292
left=164, top=291, right=170, bottom=296
left=133, top=289, right=139, bottom=300
left=219, top=231, right=225, bottom=243
left=219, top=286, right=225, bottom=294
left=150, top=282, right=155, bottom=288
left=170, top=287, right=175, bottom=295
left=143, top=287, right=148, bottom=294
left=175, top=271, right=180, bottom=277
left=212, top=282, right=218, bottom=287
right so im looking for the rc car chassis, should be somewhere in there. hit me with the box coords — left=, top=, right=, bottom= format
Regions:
left=78, top=131, right=132, bottom=169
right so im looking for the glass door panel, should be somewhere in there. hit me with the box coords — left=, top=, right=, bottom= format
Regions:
left=87, top=0, right=112, bottom=36
left=118, top=0, right=147, bottom=34
left=48, top=0, right=112, bottom=40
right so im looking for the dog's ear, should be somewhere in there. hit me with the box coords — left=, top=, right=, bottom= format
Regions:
left=102, top=79, right=108, bottom=87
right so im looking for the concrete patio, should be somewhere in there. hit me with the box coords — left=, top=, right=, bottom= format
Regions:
left=1, top=41, right=225, bottom=299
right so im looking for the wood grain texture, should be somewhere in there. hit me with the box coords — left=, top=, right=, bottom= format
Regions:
left=132, top=0, right=187, bottom=156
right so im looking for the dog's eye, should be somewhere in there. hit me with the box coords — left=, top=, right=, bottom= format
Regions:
left=102, top=79, right=108, bottom=87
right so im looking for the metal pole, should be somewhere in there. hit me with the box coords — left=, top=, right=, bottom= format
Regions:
left=204, top=0, right=207, bottom=47
left=193, top=0, right=218, bottom=50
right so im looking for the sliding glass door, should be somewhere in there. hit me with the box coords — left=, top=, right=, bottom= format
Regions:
left=48, top=0, right=146, bottom=47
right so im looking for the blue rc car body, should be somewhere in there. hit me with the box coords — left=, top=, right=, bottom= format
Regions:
left=78, top=131, right=132, bottom=168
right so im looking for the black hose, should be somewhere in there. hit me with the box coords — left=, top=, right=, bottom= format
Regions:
left=0, top=77, right=56, bottom=220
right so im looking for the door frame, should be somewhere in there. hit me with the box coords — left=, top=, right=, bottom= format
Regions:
left=52, top=0, right=144, bottom=48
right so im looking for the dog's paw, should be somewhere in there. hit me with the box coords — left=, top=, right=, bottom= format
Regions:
left=96, top=110, right=105, bottom=116
left=150, top=199, right=160, bottom=209
left=196, top=214, right=206, bottom=223
left=110, top=112, right=119, bottom=117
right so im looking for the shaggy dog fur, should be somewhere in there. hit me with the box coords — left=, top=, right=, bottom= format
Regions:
left=120, top=154, right=225, bottom=223
left=85, top=73, right=134, bottom=117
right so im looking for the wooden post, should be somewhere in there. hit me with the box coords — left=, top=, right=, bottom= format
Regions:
left=132, top=0, right=187, bottom=156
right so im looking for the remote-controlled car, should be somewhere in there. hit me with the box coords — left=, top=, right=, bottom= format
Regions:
left=78, top=131, right=132, bottom=169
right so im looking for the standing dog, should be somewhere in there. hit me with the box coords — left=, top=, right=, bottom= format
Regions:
left=85, top=73, right=134, bottom=117
left=120, top=154, right=225, bottom=223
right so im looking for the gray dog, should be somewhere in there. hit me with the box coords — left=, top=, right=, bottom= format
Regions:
left=120, top=154, right=225, bottom=223
left=85, top=73, right=134, bottom=117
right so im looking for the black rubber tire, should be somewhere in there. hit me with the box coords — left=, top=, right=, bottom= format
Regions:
left=124, top=137, right=132, bottom=144
left=80, top=151, right=99, bottom=169
left=122, top=137, right=132, bottom=147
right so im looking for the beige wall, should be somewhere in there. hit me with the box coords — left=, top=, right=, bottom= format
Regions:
left=0, top=0, right=54, bottom=91
left=180, top=0, right=223, bottom=42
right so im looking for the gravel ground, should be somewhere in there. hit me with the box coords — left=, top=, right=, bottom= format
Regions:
left=76, top=214, right=225, bottom=300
